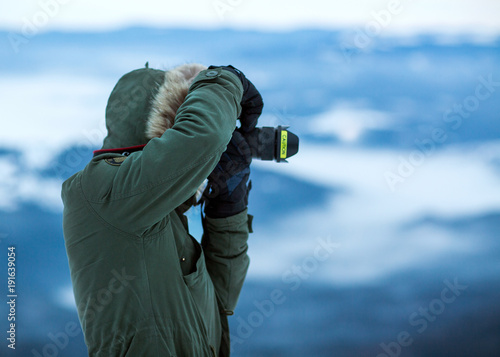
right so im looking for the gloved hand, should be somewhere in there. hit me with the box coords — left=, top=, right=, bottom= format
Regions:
left=203, top=65, right=263, bottom=218
left=204, top=130, right=252, bottom=218
left=208, top=65, right=264, bottom=133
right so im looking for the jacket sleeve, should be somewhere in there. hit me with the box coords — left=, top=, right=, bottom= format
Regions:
left=81, top=69, right=244, bottom=235
left=201, top=209, right=250, bottom=313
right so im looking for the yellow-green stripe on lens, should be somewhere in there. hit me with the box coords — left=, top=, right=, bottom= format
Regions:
left=280, top=130, right=288, bottom=159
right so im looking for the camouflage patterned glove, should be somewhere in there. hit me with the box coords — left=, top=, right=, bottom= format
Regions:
left=204, top=130, right=252, bottom=218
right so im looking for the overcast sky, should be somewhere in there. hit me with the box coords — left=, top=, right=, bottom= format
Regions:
left=2, top=0, right=500, bottom=36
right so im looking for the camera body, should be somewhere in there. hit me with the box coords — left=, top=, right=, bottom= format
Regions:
left=241, top=126, right=299, bottom=163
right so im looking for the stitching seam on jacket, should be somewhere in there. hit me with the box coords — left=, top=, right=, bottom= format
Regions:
left=86, top=142, right=228, bottom=203
left=77, top=175, right=143, bottom=239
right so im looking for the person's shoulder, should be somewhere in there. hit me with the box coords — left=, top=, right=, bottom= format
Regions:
left=61, top=154, right=119, bottom=203
left=78, top=154, right=124, bottom=201
left=61, top=170, right=79, bottom=192
left=61, top=167, right=84, bottom=207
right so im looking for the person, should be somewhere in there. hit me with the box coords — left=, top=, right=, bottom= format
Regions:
left=61, top=63, right=263, bottom=356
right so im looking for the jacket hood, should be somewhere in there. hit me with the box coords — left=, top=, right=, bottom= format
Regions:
left=101, top=63, right=207, bottom=150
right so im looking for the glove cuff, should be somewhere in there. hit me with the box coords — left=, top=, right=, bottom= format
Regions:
left=204, top=200, right=247, bottom=219
left=204, top=181, right=252, bottom=219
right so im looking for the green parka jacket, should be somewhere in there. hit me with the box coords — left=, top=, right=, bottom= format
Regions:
left=61, top=65, right=251, bottom=356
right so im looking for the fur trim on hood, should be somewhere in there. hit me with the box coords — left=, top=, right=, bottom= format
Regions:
left=145, top=63, right=208, bottom=209
left=145, top=63, right=207, bottom=140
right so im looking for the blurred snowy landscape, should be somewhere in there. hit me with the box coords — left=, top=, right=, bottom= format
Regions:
left=0, top=27, right=499, bottom=356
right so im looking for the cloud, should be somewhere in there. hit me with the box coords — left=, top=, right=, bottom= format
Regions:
left=57, top=285, right=77, bottom=310
left=249, top=141, right=500, bottom=284
left=0, top=156, right=63, bottom=212
left=0, top=74, right=110, bottom=168
left=256, top=141, right=500, bottom=221
left=308, top=101, right=394, bottom=142
left=1, top=0, right=500, bottom=36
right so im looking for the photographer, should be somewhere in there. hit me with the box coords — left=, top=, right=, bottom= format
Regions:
left=61, top=63, right=263, bottom=356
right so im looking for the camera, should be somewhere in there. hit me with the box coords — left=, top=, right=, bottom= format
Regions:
left=242, top=126, right=299, bottom=163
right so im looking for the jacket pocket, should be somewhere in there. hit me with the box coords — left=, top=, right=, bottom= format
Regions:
left=178, top=233, right=199, bottom=276
left=122, top=330, right=174, bottom=357
left=182, top=236, right=222, bottom=354
left=182, top=239, right=214, bottom=319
